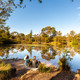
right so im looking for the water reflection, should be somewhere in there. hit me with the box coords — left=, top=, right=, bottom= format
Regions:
left=41, top=46, right=56, bottom=61
left=0, top=44, right=80, bottom=72
left=0, top=44, right=80, bottom=59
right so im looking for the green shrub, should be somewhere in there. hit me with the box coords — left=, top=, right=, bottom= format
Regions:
left=38, top=63, right=53, bottom=73
left=48, top=67, right=53, bottom=73
left=58, top=49, right=72, bottom=71
left=58, top=56, right=70, bottom=70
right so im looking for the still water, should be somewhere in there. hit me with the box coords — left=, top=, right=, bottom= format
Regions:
left=0, top=44, right=80, bottom=72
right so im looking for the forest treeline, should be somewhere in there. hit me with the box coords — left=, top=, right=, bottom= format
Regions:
left=0, top=25, right=80, bottom=45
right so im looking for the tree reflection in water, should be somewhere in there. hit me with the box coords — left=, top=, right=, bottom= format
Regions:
left=41, top=46, right=56, bottom=61
left=0, top=44, right=80, bottom=60
left=25, top=46, right=32, bottom=57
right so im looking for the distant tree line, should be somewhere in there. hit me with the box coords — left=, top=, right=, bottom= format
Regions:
left=0, top=25, right=80, bottom=45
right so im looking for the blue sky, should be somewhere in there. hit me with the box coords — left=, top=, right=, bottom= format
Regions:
left=6, top=0, right=80, bottom=35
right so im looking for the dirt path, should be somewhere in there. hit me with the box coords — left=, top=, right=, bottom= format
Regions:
left=20, top=69, right=61, bottom=80
left=50, top=71, right=75, bottom=80
left=20, top=69, right=75, bottom=80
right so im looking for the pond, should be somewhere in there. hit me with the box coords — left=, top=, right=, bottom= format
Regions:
left=0, top=44, right=80, bottom=73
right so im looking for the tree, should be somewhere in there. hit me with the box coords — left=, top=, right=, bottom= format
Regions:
left=57, top=31, right=62, bottom=36
left=41, top=26, right=56, bottom=42
left=10, top=31, right=18, bottom=40
left=29, top=30, right=32, bottom=43
left=19, top=0, right=42, bottom=4
left=0, top=0, right=13, bottom=26
left=0, top=0, right=42, bottom=26
left=57, top=31, right=62, bottom=44
left=33, top=34, right=41, bottom=44
left=67, top=34, right=72, bottom=42
left=70, top=30, right=75, bottom=37
left=41, top=26, right=56, bottom=37
left=41, top=32, right=49, bottom=43
left=25, top=30, right=32, bottom=44
left=0, top=25, right=14, bottom=44
left=0, top=0, right=74, bottom=26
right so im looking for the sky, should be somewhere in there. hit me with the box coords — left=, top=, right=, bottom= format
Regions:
left=6, top=0, right=80, bottom=35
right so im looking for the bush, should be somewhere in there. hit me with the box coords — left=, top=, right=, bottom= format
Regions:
left=58, top=56, right=70, bottom=70
left=58, top=49, right=72, bottom=71
left=38, top=63, right=53, bottom=73
left=48, top=67, right=53, bottom=73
